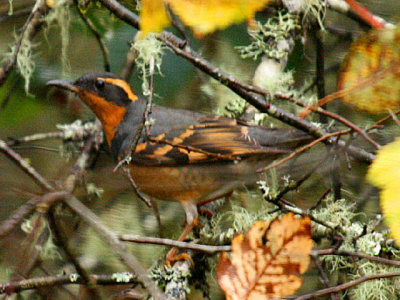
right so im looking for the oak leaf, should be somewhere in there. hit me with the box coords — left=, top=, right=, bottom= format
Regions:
left=337, top=24, right=400, bottom=113
left=217, top=213, right=313, bottom=300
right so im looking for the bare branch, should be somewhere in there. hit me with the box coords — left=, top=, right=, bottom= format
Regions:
left=62, top=194, right=166, bottom=299
left=119, top=234, right=231, bottom=254
left=0, top=273, right=139, bottom=295
left=0, top=0, right=48, bottom=87
left=73, top=0, right=110, bottom=72
left=295, top=272, right=400, bottom=300
left=313, top=248, right=400, bottom=267
left=0, top=139, right=54, bottom=191
left=0, top=191, right=68, bottom=238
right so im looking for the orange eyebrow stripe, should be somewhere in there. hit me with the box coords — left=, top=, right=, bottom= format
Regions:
left=99, top=77, right=138, bottom=101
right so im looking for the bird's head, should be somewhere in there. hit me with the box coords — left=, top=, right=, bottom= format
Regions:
left=47, top=72, right=138, bottom=145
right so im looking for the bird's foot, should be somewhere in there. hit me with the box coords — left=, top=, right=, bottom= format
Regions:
left=165, top=248, right=194, bottom=268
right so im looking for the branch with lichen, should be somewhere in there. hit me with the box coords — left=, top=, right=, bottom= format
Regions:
left=0, top=0, right=48, bottom=90
left=0, top=272, right=139, bottom=295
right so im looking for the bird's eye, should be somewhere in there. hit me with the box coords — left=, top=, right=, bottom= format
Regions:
left=95, top=79, right=105, bottom=89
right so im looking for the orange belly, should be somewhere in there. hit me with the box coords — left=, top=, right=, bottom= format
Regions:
left=129, top=160, right=261, bottom=203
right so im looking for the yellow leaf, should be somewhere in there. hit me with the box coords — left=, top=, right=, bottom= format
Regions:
left=167, top=0, right=269, bottom=37
left=367, top=137, right=400, bottom=189
left=139, top=0, right=270, bottom=38
left=140, top=0, right=171, bottom=36
left=367, top=137, right=400, bottom=244
left=380, top=187, right=400, bottom=244
left=337, top=24, right=400, bottom=113
left=217, top=213, right=313, bottom=300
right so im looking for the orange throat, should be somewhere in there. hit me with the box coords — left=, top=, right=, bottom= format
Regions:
left=79, top=90, right=127, bottom=146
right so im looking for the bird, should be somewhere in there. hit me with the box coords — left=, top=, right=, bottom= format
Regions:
left=47, top=72, right=312, bottom=265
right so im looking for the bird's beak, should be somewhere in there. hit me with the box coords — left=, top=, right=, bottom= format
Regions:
left=47, top=79, right=80, bottom=94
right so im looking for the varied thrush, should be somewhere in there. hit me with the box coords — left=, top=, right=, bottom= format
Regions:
left=47, top=72, right=311, bottom=264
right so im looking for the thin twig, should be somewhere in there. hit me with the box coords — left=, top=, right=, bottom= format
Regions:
left=116, top=57, right=156, bottom=207
left=0, top=191, right=68, bottom=238
left=0, top=139, right=54, bottom=191
left=0, top=273, right=139, bottom=295
left=7, top=132, right=64, bottom=146
left=0, top=0, right=48, bottom=87
left=63, top=121, right=103, bottom=192
left=0, top=7, right=32, bottom=25
left=113, top=67, right=155, bottom=173
left=0, top=197, right=42, bottom=238
left=295, top=271, right=400, bottom=300
left=298, top=63, right=398, bottom=122
left=343, top=0, right=386, bottom=29
left=257, top=130, right=349, bottom=173
left=62, top=194, right=166, bottom=299
left=268, top=153, right=330, bottom=203
left=387, top=109, right=400, bottom=127
left=119, top=46, right=137, bottom=81
left=119, top=234, right=231, bottom=254
left=123, top=166, right=153, bottom=208
left=367, top=109, right=400, bottom=130
left=326, top=0, right=394, bottom=29
left=73, top=0, right=110, bottom=72
left=10, top=216, right=48, bottom=281
left=275, top=92, right=380, bottom=149
left=48, top=209, right=102, bottom=299
left=312, top=255, right=340, bottom=300
left=263, top=191, right=338, bottom=231
left=313, top=249, right=400, bottom=267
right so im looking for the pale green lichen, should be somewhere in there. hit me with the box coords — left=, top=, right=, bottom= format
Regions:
left=21, top=217, right=34, bottom=234
left=69, top=273, right=79, bottom=282
left=258, top=168, right=280, bottom=199
left=8, top=0, right=13, bottom=15
left=21, top=216, right=61, bottom=261
left=150, top=263, right=191, bottom=293
left=3, top=34, right=36, bottom=94
left=40, top=234, right=62, bottom=261
left=211, top=202, right=278, bottom=238
left=44, top=0, right=72, bottom=76
left=17, top=41, right=35, bottom=94
left=131, top=33, right=166, bottom=95
left=313, top=197, right=400, bottom=299
left=348, top=263, right=400, bottom=300
left=313, top=197, right=358, bottom=236
left=111, top=272, right=135, bottom=283
left=86, top=183, right=104, bottom=198
left=56, top=120, right=102, bottom=160
left=223, top=97, right=248, bottom=119
left=302, top=0, right=326, bottom=30
left=255, top=66, right=295, bottom=96
left=236, top=11, right=301, bottom=61
left=357, top=232, right=385, bottom=256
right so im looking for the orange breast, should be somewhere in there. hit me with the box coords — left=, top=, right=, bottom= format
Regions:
left=79, top=90, right=127, bottom=146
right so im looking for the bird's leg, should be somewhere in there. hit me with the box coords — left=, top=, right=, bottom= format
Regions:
left=198, top=191, right=233, bottom=219
left=165, top=201, right=198, bottom=267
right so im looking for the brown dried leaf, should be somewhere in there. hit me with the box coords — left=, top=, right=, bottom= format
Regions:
left=217, top=213, right=313, bottom=300
left=337, top=24, right=400, bottom=113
